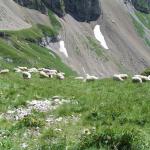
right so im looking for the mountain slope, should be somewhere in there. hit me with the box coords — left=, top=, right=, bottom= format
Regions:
left=0, top=0, right=150, bottom=77
left=46, top=0, right=150, bottom=76
left=0, top=0, right=50, bottom=30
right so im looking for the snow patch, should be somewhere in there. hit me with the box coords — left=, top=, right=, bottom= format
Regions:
left=59, top=41, right=69, bottom=57
left=94, top=25, right=109, bottom=50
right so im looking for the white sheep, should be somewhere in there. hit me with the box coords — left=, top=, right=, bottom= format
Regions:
left=134, top=75, right=149, bottom=82
left=14, top=68, right=22, bottom=73
left=148, top=75, right=150, bottom=81
left=86, top=74, right=98, bottom=82
left=18, top=67, right=28, bottom=71
left=39, top=71, right=49, bottom=78
left=57, top=73, right=65, bottom=80
left=132, top=76, right=142, bottom=83
left=46, top=70, right=58, bottom=78
left=113, top=74, right=124, bottom=81
left=0, top=69, right=10, bottom=74
left=22, top=72, right=31, bottom=79
left=49, top=70, right=57, bottom=75
left=119, top=74, right=128, bottom=80
left=28, top=68, right=38, bottom=73
left=38, top=68, right=45, bottom=71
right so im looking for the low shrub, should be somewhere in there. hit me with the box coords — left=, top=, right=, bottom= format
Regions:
left=141, top=68, right=150, bottom=76
left=74, top=127, right=149, bottom=150
left=16, top=114, right=45, bottom=128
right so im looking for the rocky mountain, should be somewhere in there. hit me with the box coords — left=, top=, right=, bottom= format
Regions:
left=0, top=0, right=150, bottom=77
left=131, top=0, right=150, bottom=13
left=14, top=0, right=101, bottom=21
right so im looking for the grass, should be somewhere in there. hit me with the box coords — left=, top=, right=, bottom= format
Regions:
left=0, top=23, right=75, bottom=75
left=131, top=16, right=145, bottom=37
left=131, top=14, right=150, bottom=48
left=135, top=11, right=150, bottom=30
left=48, top=10, right=62, bottom=35
left=0, top=73, right=150, bottom=149
left=86, top=36, right=108, bottom=60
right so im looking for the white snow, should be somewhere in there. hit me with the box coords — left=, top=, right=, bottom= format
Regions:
left=94, top=25, right=109, bottom=50
left=59, top=40, right=69, bottom=57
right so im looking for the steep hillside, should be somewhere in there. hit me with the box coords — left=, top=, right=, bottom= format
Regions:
left=131, top=0, right=150, bottom=13
left=0, top=0, right=51, bottom=30
left=46, top=0, right=150, bottom=76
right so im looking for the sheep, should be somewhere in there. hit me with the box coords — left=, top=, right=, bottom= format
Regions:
left=0, top=69, right=9, bottom=74
left=28, top=68, right=38, bottom=73
left=14, top=68, right=22, bottom=73
left=132, top=76, right=142, bottom=83
left=46, top=69, right=58, bottom=78
left=49, top=70, right=57, bottom=75
left=119, top=74, right=128, bottom=80
left=85, top=74, right=98, bottom=82
left=57, top=72, right=65, bottom=80
left=134, top=75, right=149, bottom=82
left=38, top=68, right=45, bottom=72
left=113, top=74, right=124, bottom=81
left=22, top=72, right=31, bottom=79
left=18, top=67, right=28, bottom=71
left=148, top=75, right=150, bottom=81
left=39, top=71, right=49, bottom=78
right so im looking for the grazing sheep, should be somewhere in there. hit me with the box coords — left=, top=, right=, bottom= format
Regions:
left=49, top=70, right=57, bottom=75
left=22, top=72, right=31, bottom=79
left=39, top=71, right=49, bottom=78
left=132, top=76, right=142, bottom=83
left=38, top=68, right=45, bottom=71
left=134, top=75, right=148, bottom=82
left=18, top=67, right=28, bottom=71
left=46, top=69, right=58, bottom=78
left=113, top=74, right=124, bottom=81
left=14, top=68, right=22, bottom=73
left=86, top=74, right=98, bottom=82
left=119, top=74, right=128, bottom=80
left=0, top=69, right=9, bottom=74
left=28, top=68, right=38, bottom=73
left=148, top=75, right=150, bottom=81
left=57, top=73, right=65, bottom=80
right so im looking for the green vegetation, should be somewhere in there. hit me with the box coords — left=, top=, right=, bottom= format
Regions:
left=87, top=36, right=103, bottom=56
left=134, top=0, right=150, bottom=13
left=131, top=16, right=145, bottom=37
left=0, top=74, right=150, bottom=149
left=131, top=14, right=150, bottom=47
left=87, top=36, right=108, bottom=60
left=141, top=68, right=150, bottom=76
left=48, top=10, right=62, bottom=35
left=0, top=23, right=75, bottom=75
left=135, top=11, right=150, bottom=30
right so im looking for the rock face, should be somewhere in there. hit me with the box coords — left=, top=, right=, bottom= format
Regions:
left=14, top=0, right=101, bottom=21
left=42, top=0, right=65, bottom=17
left=14, top=0, right=47, bottom=13
left=131, top=0, right=150, bottom=13
left=64, top=0, right=101, bottom=21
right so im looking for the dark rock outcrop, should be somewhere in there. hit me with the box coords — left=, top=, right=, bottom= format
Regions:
left=64, top=0, right=101, bottom=21
left=14, top=0, right=48, bottom=13
left=42, top=0, right=65, bottom=17
left=14, top=0, right=101, bottom=22
left=131, top=0, right=150, bottom=13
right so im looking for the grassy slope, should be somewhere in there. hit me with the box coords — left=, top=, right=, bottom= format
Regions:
left=0, top=23, right=75, bottom=75
left=131, top=11, right=150, bottom=47
left=0, top=74, right=150, bottom=149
